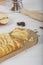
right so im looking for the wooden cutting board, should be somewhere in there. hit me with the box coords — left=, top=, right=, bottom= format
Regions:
left=0, top=29, right=38, bottom=63
left=21, top=9, right=43, bottom=22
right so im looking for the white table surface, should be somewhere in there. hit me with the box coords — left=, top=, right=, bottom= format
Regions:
left=0, top=0, right=43, bottom=65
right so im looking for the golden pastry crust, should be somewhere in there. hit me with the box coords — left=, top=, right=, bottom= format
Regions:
left=0, top=33, right=23, bottom=57
left=10, top=28, right=38, bottom=43
left=0, top=28, right=38, bottom=58
left=10, top=28, right=29, bottom=41
left=12, top=37, right=23, bottom=49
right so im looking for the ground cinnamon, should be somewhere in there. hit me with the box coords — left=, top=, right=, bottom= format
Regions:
left=0, top=0, right=5, bottom=2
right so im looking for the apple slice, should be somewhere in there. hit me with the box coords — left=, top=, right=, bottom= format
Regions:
left=0, top=13, right=9, bottom=25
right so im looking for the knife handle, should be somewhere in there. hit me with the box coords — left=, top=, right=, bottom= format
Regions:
left=21, top=9, right=43, bottom=22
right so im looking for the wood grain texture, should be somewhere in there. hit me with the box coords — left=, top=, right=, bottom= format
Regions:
left=21, top=9, right=43, bottom=22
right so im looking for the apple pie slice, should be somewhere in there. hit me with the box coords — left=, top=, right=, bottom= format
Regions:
left=10, top=28, right=29, bottom=41
left=0, top=33, right=23, bottom=57
left=10, top=28, right=38, bottom=43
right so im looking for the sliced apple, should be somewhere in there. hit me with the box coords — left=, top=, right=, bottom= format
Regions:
left=0, top=13, right=9, bottom=25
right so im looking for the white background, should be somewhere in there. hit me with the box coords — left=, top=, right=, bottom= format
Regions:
left=0, top=0, right=43, bottom=65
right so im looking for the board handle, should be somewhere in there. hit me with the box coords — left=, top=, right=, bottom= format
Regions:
left=21, top=9, right=43, bottom=22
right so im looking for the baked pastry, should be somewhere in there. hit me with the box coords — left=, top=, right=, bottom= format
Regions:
left=0, top=13, right=9, bottom=24
left=12, top=37, right=23, bottom=48
left=10, top=28, right=37, bottom=43
left=0, top=28, right=38, bottom=58
left=0, top=33, right=23, bottom=57
left=10, top=28, right=29, bottom=41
